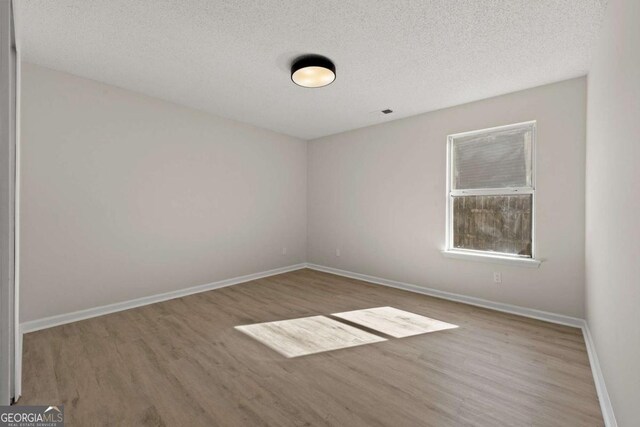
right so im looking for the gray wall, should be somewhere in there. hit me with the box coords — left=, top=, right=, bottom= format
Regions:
left=20, top=63, right=307, bottom=322
left=308, top=78, right=586, bottom=317
left=585, top=0, right=640, bottom=424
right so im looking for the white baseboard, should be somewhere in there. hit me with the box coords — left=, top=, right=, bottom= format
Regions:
left=306, top=263, right=583, bottom=327
left=20, top=263, right=307, bottom=334
left=582, top=323, right=618, bottom=427
left=306, top=263, right=617, bottom=426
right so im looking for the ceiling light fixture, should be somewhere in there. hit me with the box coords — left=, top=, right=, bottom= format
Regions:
left=291, top=55, right=336, bottom=88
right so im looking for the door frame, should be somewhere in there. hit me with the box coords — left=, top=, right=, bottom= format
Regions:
left=0, top=0, right=17, bottom=405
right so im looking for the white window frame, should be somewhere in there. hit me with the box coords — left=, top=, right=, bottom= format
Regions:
left=443, top=121, right=541, bottom=267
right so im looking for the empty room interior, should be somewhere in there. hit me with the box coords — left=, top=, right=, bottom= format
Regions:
left=0, top=0, right=639, bottom=425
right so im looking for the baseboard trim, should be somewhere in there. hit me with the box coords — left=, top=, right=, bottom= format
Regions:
left=306, top=263, right=617, bottom=426
left=20, top=263, right=307, bottom=334
left=582, top=323, right=618, bottom=427
left=305, top=263, right=583, bottom=327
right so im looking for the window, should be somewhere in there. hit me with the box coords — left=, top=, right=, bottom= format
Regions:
left=445, top=121, right=536, bottom=261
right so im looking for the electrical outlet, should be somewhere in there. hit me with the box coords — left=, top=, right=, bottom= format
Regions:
left=282, top=247, right=287, bottom=255
left=336, top=248, right=341, bottom=257
left=493, top=272, right=502, bottom=284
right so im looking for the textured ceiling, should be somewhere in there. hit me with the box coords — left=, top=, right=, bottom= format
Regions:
left=15, top=0, right=606, bottom=140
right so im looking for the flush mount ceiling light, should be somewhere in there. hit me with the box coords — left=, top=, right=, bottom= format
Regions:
left=291, top=55, right=336, bottom=88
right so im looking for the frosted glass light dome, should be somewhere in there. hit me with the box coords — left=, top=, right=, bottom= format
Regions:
left=291, top=55, right=336, bottom=88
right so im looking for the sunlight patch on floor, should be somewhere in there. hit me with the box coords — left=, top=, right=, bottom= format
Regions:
left=333, top=306, right=458, bottom=338
left=235, top=315, right=386, bottom=358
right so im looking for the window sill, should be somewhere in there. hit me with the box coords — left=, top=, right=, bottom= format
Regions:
left=441, top=250, right=542, bottom=268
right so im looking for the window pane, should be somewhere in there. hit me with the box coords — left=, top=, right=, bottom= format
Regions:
left=452, top=194, right=532, bottom=257
left=452, top=125, right=533, bottom=190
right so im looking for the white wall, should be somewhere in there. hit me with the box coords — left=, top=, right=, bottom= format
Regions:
left=585, top=0, right=640, bottom=424
left=308, top=78, right=586, bottom=318
left=20, top=63, right=307, bottom=322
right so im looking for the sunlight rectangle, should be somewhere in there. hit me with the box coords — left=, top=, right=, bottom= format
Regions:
left=235, top=315, right=386, bottom=358
left=332, top=307, right=458, bottom=338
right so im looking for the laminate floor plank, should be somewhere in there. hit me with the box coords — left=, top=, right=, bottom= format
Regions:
left=18, top=269, right=603, bottom=426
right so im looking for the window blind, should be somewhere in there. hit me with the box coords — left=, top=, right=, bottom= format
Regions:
left=452, top=126, right=533, bottom=190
